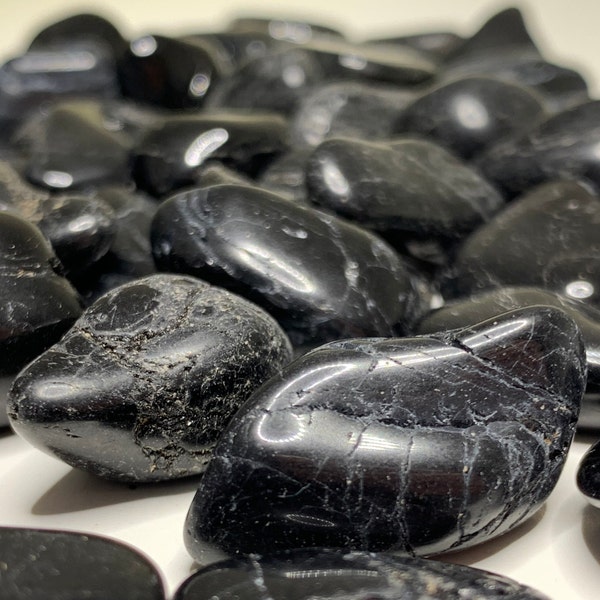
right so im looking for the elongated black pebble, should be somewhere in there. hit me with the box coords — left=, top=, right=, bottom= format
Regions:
left=151, top=184, right=427, bottom=345
left=0, top=527, right=165, bottom=600
left=0, top=212, right=82, bottom=427
left=185, top=306, right=585, bottom=557
left=174, top=549, right=548, bottom=600
left=7, top=274, right=292, bottom=482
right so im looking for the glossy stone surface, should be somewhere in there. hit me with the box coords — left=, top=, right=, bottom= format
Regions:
left=8, top=274, right=292, bottom=482
left=228, top=17, right=344, bottom=43
left=396, top=77, right=545, bottom=159
left=152, top=184, right=427, bottom=345
left=132, top=112, right=288, bottom=196
left=417, top=286, right=600, bottom=429
left=176, top=549, right=548, bottom=600
left=13, top=101, right=131, bottom=191
left=477, top=102, right=600, bottom=196
left=306, top=137, right=504, bottom=243
left=0, top=527, right=164, bottom=600
left=0, top=42, right=119, bottom=132
left=0, top=212, right=82, bottom=425
left=257, top=149, right=312, bottom=202
left=185, top=306, right=584, bottom=557
left=291, top=81, right=415, bottom=148
left=448, top=180, right=600, bottom=305
left=577, top=441, right=600, bottom=508
left=119, top=35, right=230, bottom=109
left=206, top=47, right=325, bottom=115
left=368, top=32, right=464, bottom=61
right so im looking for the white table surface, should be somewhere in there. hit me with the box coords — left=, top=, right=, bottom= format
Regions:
left=1, top=1, right=600, bottom=599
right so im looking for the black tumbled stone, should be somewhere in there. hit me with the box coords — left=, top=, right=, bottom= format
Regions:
left=151, top=184, right=427, bottom=345
left=577, top=440, right=600, bottom=508
left=175, top=549, right=548, bottom=600
left=185, top=306, right=584, bottom=557
left=8, top=273, right=292, bottom=482
left=0, top=527, right=164, bottom=600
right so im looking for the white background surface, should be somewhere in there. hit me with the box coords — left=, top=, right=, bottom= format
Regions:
left=1, top=1, right=600, bottom=599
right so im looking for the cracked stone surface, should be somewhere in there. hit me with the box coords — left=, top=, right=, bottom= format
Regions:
left=577, top=440, right=600, bottom=509
left=7, top=273, right=292, bottom=482
left=184, top=306, right=585, bottom=557
left=0, top=212, right=82, bottom=426
left=417, top=286, right=600, bottom=429
left=151, top=183, right=428, bottom=346
left=174, top=549, right=548, bottom=600
left=0, top=526, right=165, bottom=600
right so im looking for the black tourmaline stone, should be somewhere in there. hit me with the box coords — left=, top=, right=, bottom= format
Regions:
left=0, top=527, right=164, bottom=600
left=395, top=77, right=545, bottom=159
left=477, top=101, right=600, bottom=197
left=417, top=286, right=600, bottom=429
left=175, top=549, right=548, bottom=600
left=151, top=184, right=427, bottom=345
left=577, top=441, right=600, bottom=508
left=119, top=35, right=230, bottom=109
left=306, top=137, right=504, bottom=244
left=8, top=274, right=292, bottom=482
left=184, top=306, right=585, bottom=557
left=0, top=212, right=82, bottom=426
left=132, top=112, right=288, bottom=196
left=448, top=180, right=600, bottom=306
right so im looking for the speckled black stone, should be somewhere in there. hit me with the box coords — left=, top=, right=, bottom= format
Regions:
left=0, top=212, right=82, bottom=426
left=417, top=286, right=600, bottom=429
left=396, top=77, right=545, bottom=159
left=447, top=180, right=600, bottom=306
left=185, top=306, right=585, bottom=557
left=291, top=81, right=415, bottom=148
left=0, top=527, right=164, bottom=600
left=175, top=549, right=548, bottom=600
left=132, top=112, right=288, bottom=196
left=306, top=136, right=504, bottom=247
left=577, top=440, right=600, bottom=508
left=151, top=184, right=427, bottom=345
left=8, top=273, right=292, bottom=482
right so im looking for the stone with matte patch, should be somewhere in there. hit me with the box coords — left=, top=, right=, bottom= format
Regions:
left=8, top=274, right=292, bottom=482
left=185, top=306, right=584, bottom=557
left=176, top=549, right=548, bottom=600
left=151, top=184, right=427, bottom=345
left=0, top=527, right=164, bottom=600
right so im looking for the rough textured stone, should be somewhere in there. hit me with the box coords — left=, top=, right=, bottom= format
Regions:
left=8, top=274, right=292, bottom=482
left=0, top=527, right=165, bottom=600
left=176, top=549, right=548, bottom=600
left=151, top=184, right=427, bottom=345
left=185, top=306, right=585, bottom=557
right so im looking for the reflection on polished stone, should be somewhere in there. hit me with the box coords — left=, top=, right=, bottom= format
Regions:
left=578, top=441, right=600, bottom=509
left=185, top=306, right=584, bottom=557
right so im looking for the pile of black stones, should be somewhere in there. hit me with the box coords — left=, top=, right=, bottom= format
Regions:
left=1, top=6, right=599, bottom=599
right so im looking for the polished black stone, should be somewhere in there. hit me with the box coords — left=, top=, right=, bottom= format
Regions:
left=291, top=81, right=415, bottom=148
left=257, top=149, right=312, bottom=202
left=0, top=527, right=165, bottom=600
left=577, top=441, right=600, bottom=508
left=306, top=137, right=504, bottom=244
left=176, top=549, right=548, bottom=600
left=185, top=306, right=584, bottom=556
left=152, top=184, right=427, bottom=345
left=417, top=286, right=600, bottom=429
left=0, top=212, right=82, bottom=425
left=368, top=32, right=465, bottom=61
left=0, top=42, right=119, bottom=132
left=448, top=180, right=600, bottom=306
left=28, top=13, right=128, bottom=59
left=206, top=47, right=325, bottom=115
left=13, top=101, right=132, bottom=191
left=132, top=112, right=288, bottom=196
left=119, top=34, right=230, bottom=109
left=443, top=9, right=588, bottom=112
left=228, top=17, right=344, bottom=43
left=8, top=274, right=292, bottom=482
left=477, top=102, right=600, bottom=196
left=194, top=162, right=254, bottom=189
left=396, top=77, right=545, bottom=159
